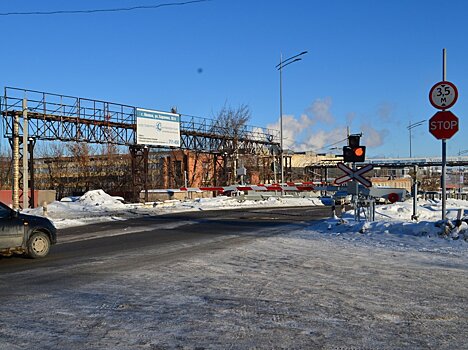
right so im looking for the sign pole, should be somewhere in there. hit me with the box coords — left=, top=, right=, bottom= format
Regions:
left=428, top=49, right=458, bottom=221
left=441, top=48, right=447, bottom=220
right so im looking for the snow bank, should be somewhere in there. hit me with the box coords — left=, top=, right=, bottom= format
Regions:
left=25, top=190, right=131, bottom=228
left=301, top=198, right=468, bottom=254
left=188, top=195, right=322, bottom=210
left=376, top=199, right=467, bottom=221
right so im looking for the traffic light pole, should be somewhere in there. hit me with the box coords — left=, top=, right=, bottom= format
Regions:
left=342, top=134, right=364, bottom=221
left=353, top=162, right=359, bottom=221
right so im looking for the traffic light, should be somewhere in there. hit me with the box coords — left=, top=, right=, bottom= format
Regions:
left=343, top=145, right=366, bottom=162
left=343, top=135, right=366, bottom=162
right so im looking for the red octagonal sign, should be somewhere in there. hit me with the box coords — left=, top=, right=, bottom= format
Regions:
left=429, top=111, right=459, bottom=140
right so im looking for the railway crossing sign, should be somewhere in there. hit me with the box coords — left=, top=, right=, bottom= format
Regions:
left=429, top=81, right=458, bottom=110
left=334, top=163, right=373, bottom=188
left=429, top=110, right=459, bottom=140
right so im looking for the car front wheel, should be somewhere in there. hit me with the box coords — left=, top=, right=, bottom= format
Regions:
left=27, top=231, right=51, bottom=258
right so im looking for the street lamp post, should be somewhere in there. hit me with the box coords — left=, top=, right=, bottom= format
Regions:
left=276, top=51, right=307, bottom=184
left=407, top=120, right=426, bottom=158
left=407, top=119, right=425, bottom=221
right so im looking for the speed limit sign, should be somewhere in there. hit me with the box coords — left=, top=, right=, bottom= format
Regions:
left=429, top=81, right=458, bottom=110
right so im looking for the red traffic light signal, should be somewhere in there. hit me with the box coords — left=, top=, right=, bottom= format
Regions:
left=343, top=146, right=366, bottom=162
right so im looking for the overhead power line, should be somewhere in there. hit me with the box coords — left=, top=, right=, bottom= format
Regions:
left=0, top=0, right=210, bottom=16
left=313, top=137, right=349, bottom=153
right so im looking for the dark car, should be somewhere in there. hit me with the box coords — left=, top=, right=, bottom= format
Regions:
left=0, top=202, right=57, bottom=258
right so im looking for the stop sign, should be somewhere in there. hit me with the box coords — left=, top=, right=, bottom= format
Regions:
left=429, top=111, right=459, bottom=140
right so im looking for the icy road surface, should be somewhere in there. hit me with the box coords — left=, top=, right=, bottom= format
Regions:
left=0, top=213, right=466, bottom=350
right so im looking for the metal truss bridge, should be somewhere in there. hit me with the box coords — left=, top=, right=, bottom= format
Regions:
left=1, top=87, right=279, bottom=154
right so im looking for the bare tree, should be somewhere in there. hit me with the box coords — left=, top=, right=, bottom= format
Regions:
left=93, top=143, right=130, bottom=195
left=38, top=142, right=71, bottom=199
left=0, top=147, right=12, bottom=190
left=212, top=103, right=251, bottom=137
left=211, top=103, right=251, bottom=184
left=67, top=142, right=94, bottom=194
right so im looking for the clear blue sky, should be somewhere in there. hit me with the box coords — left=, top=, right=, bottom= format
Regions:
left=1, top=0, right=467, bottom=158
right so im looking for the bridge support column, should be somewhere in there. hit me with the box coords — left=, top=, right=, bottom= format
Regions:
left=28, top=138, right=36, bottom=208
left=11, top=114, right=20, bottom=209
left=130, top=145, right=149, bottom=203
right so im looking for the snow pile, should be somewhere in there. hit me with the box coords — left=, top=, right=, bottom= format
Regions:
left=26, top=189, right=132, bottom=228
left=376, top=198, right=467, bottom=221
left=77, top=189, right=126, bottom=209
left=310, top=217, right=467, bottom=255
left=324, top=214, right=467, bottom=240
left=365, top=199, right=466, bottom=238
left=303, top=197, right=468, bottom=254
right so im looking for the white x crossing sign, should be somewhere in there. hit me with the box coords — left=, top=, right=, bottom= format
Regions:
left=334, top=162, right=373, bottom=188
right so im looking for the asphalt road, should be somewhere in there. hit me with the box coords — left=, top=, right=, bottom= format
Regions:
left=0, top=206, right=331, bottom=276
